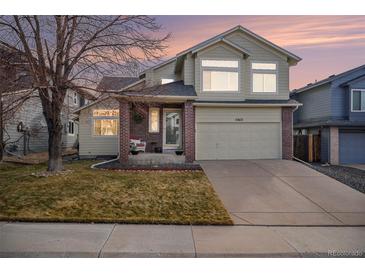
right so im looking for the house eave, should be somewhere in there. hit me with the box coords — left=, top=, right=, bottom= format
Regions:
left=112, top=94, right=197, bottom=102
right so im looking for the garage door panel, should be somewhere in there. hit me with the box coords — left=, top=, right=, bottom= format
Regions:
left=339, top=131, right=365, bottom=164
left=196, top=107, right=281, bottom=123
left=196, top=121, right=281, bottom=160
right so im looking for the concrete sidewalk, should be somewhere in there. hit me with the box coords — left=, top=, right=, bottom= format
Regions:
left=1, top=222, right=364, bottom=257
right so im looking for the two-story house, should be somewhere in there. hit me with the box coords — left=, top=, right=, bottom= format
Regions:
left=75, top=25, right=302, bottom=163
left=291, top=64, right=365, bottom=165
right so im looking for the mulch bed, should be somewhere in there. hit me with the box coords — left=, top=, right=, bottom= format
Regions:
left=311, top=163, right=365, bottom=194
left=96, top=159, right=202, bottom=171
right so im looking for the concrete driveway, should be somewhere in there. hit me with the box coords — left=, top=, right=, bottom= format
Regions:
left=200, top=160, right=365, bottom=225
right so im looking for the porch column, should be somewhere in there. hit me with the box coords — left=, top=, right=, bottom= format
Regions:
left=119, top=100, right=130, bottom=164
left=282, top=107, right=293, bottom=160
left=184, top=101, right=195, bottom=163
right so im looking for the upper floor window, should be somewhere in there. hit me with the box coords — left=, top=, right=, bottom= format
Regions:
left=202, top=59, right=239, bottom=92
left=352, top=89, right=365, bottom=112
left=252, top=62, right=277, bottom=93
left=73, top=92, right=78, bottom=105
left=161, top=78, right=174, bottom=85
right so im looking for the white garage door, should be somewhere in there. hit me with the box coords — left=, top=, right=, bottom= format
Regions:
left=196, top=107, right=282, bottom=160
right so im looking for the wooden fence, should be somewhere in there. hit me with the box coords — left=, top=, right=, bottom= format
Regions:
left=294, top=134, right=321, bottom=162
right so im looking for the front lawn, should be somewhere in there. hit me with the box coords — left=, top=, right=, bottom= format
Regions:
left=0, top=161, right=232, bottom=225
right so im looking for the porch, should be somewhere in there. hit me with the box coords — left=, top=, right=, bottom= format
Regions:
left=129, top=152, right=185, bottom=165
left=116, top=97, right=195, bottom=165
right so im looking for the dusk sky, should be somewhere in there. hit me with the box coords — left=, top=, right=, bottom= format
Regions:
left=155, top=16, right=365, bottom=90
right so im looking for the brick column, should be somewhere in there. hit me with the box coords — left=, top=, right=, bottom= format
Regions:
left=330, top=127, right=339, bottom=165
left=282, top=107, right=293, bottom=160
left=184, top=101, right=195, bottom=163
left=119, top=100, right=130, bottom=164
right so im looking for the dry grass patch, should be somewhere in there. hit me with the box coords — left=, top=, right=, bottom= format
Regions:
left=0, top=161, right=232, bottom=225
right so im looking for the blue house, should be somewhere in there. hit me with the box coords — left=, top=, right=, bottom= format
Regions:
left=291, top=64, right=365, bottom=165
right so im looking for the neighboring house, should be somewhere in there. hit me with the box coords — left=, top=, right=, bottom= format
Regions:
left=3, top=88, right=95, bottom=155
left=75, top=25, right=302, bottom=163
left=1, top=45, right=96, bottom=155
left=291, top=64, right=365, bottom=165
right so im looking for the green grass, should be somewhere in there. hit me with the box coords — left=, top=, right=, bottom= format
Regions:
left=0, top=161, right=232, bottom=225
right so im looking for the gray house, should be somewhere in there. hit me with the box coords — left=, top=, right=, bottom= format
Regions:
left=3, top=89, right=95, bottom=156
left=291, top=64, right=365, bottom=165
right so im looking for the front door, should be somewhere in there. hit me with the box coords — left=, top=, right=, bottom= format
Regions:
left=163, top=109, right=182, bottom=149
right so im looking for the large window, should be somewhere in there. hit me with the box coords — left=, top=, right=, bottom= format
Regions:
left=149, top=108, right=160, bottom=133
left=93, top=109, right=118, bottom=136
left=252, top=62, right=277, bottom=93
left=202, top=59, right=239, bottom=92
left=352, top=89, right=365, bottom=112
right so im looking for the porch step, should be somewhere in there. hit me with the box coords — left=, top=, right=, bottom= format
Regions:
left=129, top=153, right=186, bottom=165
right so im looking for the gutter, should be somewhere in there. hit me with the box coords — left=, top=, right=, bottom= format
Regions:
left=111, top=94, right=197, bottom=101
left=193, top=102, right=303, bottom=107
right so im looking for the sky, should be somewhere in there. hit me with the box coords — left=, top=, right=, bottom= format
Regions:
left=155, top=16, right=365, bottom=90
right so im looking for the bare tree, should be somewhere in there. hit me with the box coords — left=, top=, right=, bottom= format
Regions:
left=0, top=16, right=169, bottom=171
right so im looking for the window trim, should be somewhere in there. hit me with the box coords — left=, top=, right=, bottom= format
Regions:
left=68, top=120, right=75, bottom=136
left=351, top=89, right=365, bottom=112
left=250, top=60, right=278, bottom=94
left=200, top=57, right=241, bottom=93
left=92, top=117, right=118, bottom=137
left=148, top=107, right=160, bottom=133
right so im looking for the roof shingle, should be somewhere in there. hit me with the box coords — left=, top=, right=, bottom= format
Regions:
left=97, top=76, right=139, bottom=91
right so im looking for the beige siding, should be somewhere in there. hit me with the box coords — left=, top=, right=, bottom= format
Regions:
left=195, top=107, right=282, bottom=160
left=146, top=60, right=182, bottom=86
left=143, top=29, right=292, bottom=101
left=193, top=30, right=290, bottom=100
left=195, top=107, right=281, bottom=123
left=195, top=43, right=244, bottom=100
left=183, top=53, right=194, bottom=85
left=226, top=31, right=289, bottom=100
left=79, top=98, right=119, bottom=157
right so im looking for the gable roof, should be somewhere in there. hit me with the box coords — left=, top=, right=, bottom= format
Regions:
left=140, top=25, right=301, bottom=77
left=340, top=74, right=365, bottom=87
left=97, top=76, right=140, bottom=91
left=176, top=25, right=301, bottom=62
left=190, top=37, right=251, bottom=56
left=292, top=64, right=365, bottom=94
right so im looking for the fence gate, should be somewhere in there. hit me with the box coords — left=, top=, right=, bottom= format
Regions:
left=294, top=134, right=321, bottom=163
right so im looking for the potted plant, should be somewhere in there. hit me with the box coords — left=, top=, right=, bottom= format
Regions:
left=130, top=143, right=139, bottom=155
left=175, top=148, right=184, bottom=156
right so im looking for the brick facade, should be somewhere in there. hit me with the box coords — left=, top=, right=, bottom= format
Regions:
left=119, top=102, right=192, bottom=162
left=129, top=104, right=163, bottom=152
left=183, top=101, right=195, bottom=163
left=119, top=100, right=130, bottom=163
left=282, top=107, right=294, bottom=160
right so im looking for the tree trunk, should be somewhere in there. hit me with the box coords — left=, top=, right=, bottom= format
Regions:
left=45, top=110, right=64, bottom=171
